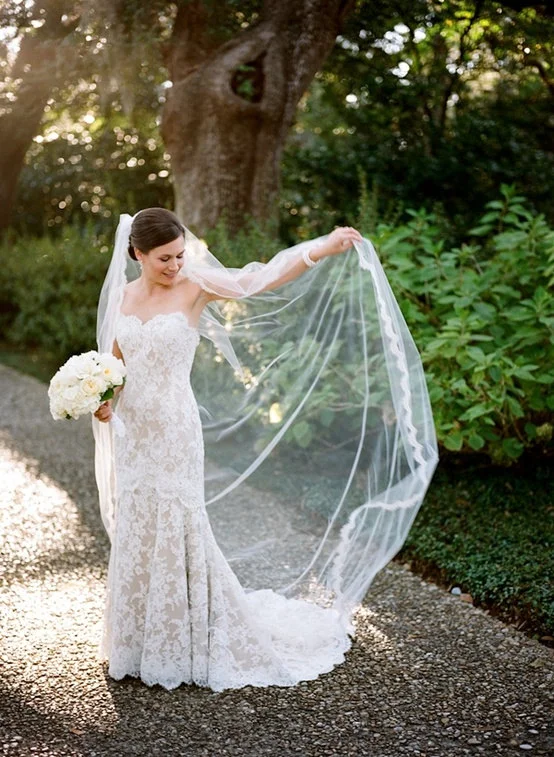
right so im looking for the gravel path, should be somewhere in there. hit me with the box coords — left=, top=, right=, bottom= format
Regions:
left=0, top=363, right=552, bottom=757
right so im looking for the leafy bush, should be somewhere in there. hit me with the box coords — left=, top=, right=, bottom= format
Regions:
left=0, top=224, right=110, bottom=363
left=360, top=185, right=554, bottom=465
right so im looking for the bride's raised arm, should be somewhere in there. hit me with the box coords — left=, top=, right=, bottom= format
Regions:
left=185, top=227, right=363, bottom=301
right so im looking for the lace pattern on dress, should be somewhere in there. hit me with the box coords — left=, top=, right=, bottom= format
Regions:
left=99, top=312, right=351, bottom=691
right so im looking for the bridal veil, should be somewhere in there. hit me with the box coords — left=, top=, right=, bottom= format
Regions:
left=93, top=212, right=439, bottom=625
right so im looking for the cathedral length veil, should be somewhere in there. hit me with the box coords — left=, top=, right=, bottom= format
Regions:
left=93, top=212, right=439, bottom=628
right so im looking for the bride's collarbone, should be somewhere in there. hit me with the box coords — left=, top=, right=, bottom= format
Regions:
left=122, top=280, right=201, bottom=325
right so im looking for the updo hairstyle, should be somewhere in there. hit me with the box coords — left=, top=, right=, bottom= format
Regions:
left=127, top=207, right=185, bottom=261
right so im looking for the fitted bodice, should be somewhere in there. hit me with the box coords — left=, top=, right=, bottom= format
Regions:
left=113, top=311, right=204, bottom=497
left=116, top=311, right=200, bottom=389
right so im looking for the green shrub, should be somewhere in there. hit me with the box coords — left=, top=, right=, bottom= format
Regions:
left=0, top=224, right=110, bottom=364
left=362, top=184, right=554, bottom=465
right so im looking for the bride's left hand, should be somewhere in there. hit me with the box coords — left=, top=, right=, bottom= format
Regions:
left=318, top=226, right=364, bottom=259
left=94, top=400, right=113, bottom=423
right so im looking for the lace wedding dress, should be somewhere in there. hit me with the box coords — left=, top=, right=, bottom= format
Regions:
left=98, top=310, right=352, bottom=692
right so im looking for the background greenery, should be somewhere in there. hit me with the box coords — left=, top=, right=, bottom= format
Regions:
left=400, top=459, right=553, bottom=639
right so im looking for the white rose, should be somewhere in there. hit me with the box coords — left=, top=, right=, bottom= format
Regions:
left=75, top=355, right=102, bottom=380
left=50, top=397, right=69, bottom=420
left=57, top=367, right=79, bottom=389
left=61, top=383, right=82, bottom=405
left=80, top=376, right=103, bottom=397
left=81, top=395, right=101, bottom=416
left=98, top=353, right=126, bottom=386
left=48, top=373, right=64, bottom=397
left=96, top=374, right=111, bottom=395
left=61, top=355, right=82, bottom=375
left=59, top=372, right=78, bottom=390
left=76, top=385, right=98, bottom=412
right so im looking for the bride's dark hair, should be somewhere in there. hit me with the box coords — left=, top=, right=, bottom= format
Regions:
left=128, top=207, right=185, bottom=260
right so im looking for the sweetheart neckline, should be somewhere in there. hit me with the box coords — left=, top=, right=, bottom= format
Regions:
left=118, top=311, right=199, bottom=331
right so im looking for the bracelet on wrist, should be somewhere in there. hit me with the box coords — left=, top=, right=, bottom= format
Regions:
left=302, top=246, right=320, bottom=268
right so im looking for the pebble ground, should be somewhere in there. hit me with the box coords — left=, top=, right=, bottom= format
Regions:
left=0, top=364, right=552, bottom=757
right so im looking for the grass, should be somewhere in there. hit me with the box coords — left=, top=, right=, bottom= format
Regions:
left=400, top=459, right=554, bottom=641
left=0, top=343, right=61, bottom=383
left=3, top=348, right=552, bottom=642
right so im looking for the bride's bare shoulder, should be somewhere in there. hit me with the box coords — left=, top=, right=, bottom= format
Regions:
left=121, top=280, right=141, bottom=309
left=178, top=274, right=205, bottom=299
left=124, top=280, right=138, bottom=292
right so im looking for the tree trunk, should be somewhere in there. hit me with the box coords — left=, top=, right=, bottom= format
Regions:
left=0, top=3, right=78, bottom=234
left=161, top=0, right=354, bottom=235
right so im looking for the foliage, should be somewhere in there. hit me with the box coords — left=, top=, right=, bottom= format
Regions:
left=367, top=184, right=554, bottom=464
left=203, top=214, right=281, bottom=268
left=280, top=1, right=554, bottom=241
left=400, top=459, right=554, bottom=638
left=0, top=344, right=60, bottom=385
left=226, top=185, right=554, bottom=466
left=2, top=0, right=174, bottom=237
left=0, top=224, right=110, bottom=363
left=13, top=115, right=174, bottom=238
left=0, top=212, right=281, bottom=367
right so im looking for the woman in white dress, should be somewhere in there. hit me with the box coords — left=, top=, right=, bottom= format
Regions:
left=92, top=208, right=438, bottom=691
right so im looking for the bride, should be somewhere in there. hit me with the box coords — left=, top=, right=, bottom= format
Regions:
left=92, top=207, right=438, bottom=691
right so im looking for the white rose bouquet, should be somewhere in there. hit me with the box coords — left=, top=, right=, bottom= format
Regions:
left=48, top=351, right=126, bottom=430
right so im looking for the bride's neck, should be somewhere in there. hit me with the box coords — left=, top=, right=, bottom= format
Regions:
left=138, top=274, right=173, bottom=296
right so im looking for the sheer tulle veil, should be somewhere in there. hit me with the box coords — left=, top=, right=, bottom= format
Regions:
left=93, top=212, right=439, bottom=626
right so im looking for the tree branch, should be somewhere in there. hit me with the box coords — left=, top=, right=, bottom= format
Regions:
left=524, top=57, right=554, bottom=97
left=438, top=0, right=484, bottom=132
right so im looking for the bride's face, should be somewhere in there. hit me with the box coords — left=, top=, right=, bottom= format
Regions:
left=137, top=235, right=185, bottom=285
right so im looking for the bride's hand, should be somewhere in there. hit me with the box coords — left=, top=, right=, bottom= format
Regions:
left=315, top=227, right=364, bottom=260
left=94, top=400, right=113, bottom=423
